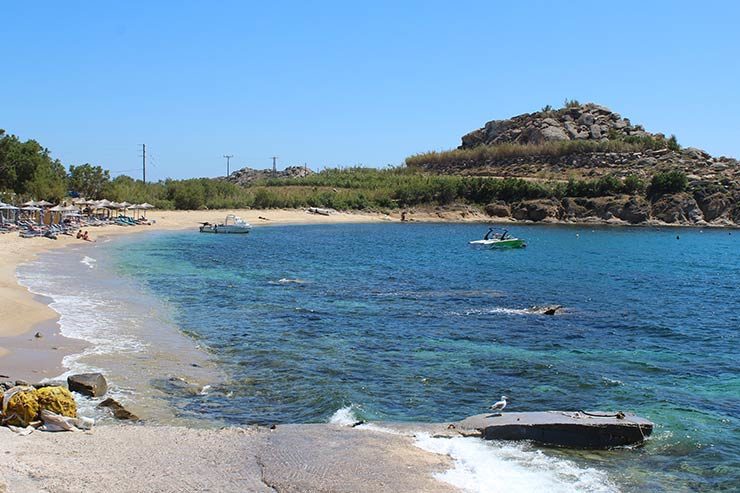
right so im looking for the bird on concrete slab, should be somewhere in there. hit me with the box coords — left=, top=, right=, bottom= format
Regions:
left=490, top=396, right=508, bottom=414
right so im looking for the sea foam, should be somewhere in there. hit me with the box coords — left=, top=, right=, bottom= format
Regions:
left=415, top=434, right=618, bottom=493
left=328, top=406, right=617, bottom=493
left=80, top=256, right=97, bottom=268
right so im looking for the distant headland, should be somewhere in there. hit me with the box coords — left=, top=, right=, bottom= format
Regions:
left=405, top=101, right=739, bottom=227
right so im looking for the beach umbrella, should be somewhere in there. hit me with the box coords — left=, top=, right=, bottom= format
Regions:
left=96, top=199, right=112, bottom=208
left=47, top=205, right=65, bottom=224
left=22, top=200, right=37, bottom=207
left=20, top=205, right=42, bottom=221
left=36, top=200, right=53, bottom=207
left=0, top=202, right=19, bottom=222
left=139, top=203, right=155, bottom=209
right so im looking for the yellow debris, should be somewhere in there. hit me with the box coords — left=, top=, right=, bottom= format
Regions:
left=3, top=387, right=39, bottom=427
left=36, top=386, right=77, bottom=418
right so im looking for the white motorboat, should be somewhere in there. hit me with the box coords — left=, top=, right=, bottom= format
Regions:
left=469, top=227, right=526, bottom=248
left=199, top=214, right=252, bottom=234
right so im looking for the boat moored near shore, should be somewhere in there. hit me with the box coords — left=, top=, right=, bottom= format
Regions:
left=199, top=214, right=252, bottom=234
left=469, top=227, right=526, bottom=248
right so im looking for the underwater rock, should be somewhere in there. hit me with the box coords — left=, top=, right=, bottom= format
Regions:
left=528, top=304, right=564, bottom=315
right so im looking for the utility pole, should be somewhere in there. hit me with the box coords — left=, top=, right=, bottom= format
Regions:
left=271, top=156, right=278, bottom=177
left=223, top=155, right=234, bottom=176
left=141, top=144, right=146, bottom=184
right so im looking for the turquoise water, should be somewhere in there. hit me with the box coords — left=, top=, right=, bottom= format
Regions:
left=87, top=224, right=739, bottom=490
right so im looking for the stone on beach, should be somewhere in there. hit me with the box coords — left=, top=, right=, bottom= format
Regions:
left=68, top=373, right=108, bottom=397
left=98, top=398, right=139, bottom=420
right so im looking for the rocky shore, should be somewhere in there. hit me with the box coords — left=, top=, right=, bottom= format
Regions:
left=408, top=102, right=739, bottom=227
left=479, top=191, right=739, bottom=227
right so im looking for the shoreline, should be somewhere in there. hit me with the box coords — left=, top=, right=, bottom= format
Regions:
left=0, top=209, right=394, bottom=384
left=1, top=207, right=733, bottom=383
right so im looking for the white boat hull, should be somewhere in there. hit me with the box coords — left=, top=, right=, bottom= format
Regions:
left=199, top=225, right=251, bottom=234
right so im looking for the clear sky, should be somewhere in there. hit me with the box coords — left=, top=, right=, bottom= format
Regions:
left=2, top=1, right=738, bottom=181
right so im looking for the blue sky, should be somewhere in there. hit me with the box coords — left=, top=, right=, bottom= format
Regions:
left=2, top=1, right=738, bottom=180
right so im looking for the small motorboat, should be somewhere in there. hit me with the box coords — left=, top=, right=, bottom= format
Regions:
left=199, top=214, right=252, bottom=234
left=469, top=227, right=526, bottom=248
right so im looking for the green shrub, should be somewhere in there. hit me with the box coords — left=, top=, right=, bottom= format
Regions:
left=647, top=171, right=688, bottom=198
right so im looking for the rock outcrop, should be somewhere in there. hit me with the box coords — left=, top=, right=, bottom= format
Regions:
left=460, top=103, right=642, bottom=148
left=226, top=165, right=313, bottom=186
left=409, top=102, right=739, bottom=227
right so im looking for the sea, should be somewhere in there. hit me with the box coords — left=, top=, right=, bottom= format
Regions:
left=16, top=223, right=739, bottom=492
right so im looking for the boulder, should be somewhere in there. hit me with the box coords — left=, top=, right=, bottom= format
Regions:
left=577, top=113, right=595, bottom=126
left=651, top=193, right=704, bottom=224
left=512, top=199, right=563, bottom=222
left=695, top=191, right=731, bottom=221
left=68, top=373, right=108, bottom=397
left=540, top=126, right=569, bottom=141
left=618, top=197, right=650, bottom=224
left=563, top=121, right=580, bottom=139
left=98, top=398, right=139, bottom=421
left=484, top=202, right=511, bottom=217
left=560, top=197, right=590, bottom=219
left=36, top=386, right=77, bottom=418
left=682, top=147, right=711, bottom=161
left=589, top=124, right=602, bottom=139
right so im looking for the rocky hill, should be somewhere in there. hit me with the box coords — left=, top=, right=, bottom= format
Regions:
left=460, top=102, right=650, bottom=148
left=407, top=102, right=739, bottom=227
left=226, top=165, right=313, bottom=186
left=410, top=102, right=738, bottom=182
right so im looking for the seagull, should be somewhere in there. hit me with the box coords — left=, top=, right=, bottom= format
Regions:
left=490, top=396, right=508, bottom=414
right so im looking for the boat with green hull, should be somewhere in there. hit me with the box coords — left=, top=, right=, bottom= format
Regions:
left=469, top=228, right=526, bottom=248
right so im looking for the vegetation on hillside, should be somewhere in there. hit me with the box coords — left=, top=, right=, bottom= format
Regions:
left=406, top=134, right=680, bottom=169
left=0, top=127, right=692, bottom=212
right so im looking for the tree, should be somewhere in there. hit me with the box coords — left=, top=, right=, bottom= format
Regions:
left=68, top=163, right=110, bottom=199
left=0, top=130, right=68, bottom=200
